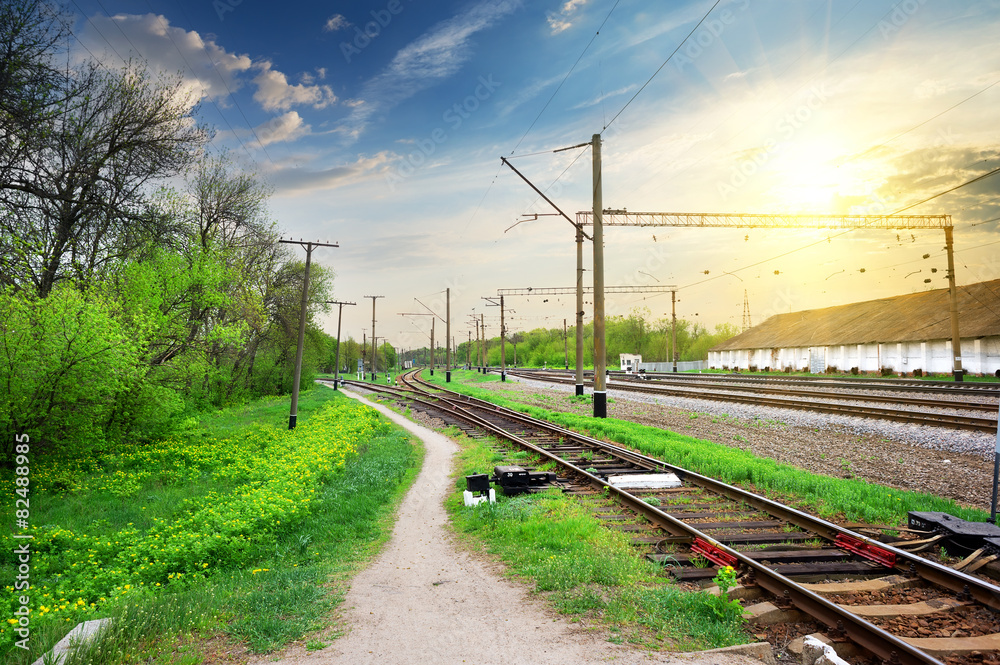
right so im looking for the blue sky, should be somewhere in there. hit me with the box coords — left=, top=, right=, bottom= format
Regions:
left=69, top=0, right=1000, bottom=352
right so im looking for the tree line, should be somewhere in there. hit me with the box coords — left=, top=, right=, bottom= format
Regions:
left=384, top=309, right=738, bottom=371
left=0, top=1, right=332, bottom=461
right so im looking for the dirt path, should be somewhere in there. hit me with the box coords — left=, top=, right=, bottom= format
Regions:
left=253, top=388, right=771, bottom=665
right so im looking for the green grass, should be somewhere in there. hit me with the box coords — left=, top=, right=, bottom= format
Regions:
left=446, top=432, right=750, bottom=650
left=3, top=387, right=422, bottom=664
left=427, top=371, right=987, bottom=524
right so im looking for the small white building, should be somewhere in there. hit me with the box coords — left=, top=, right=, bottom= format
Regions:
left=620, top=353, right=642, bottom=373
left=708, top=279, right=1000, bottom=376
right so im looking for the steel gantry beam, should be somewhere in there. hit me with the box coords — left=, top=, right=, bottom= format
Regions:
left=499, top=285, right=677, bottom=296
left=575, top=209, right=965, bottom=382
left=576, top=211, right=952, bottom=230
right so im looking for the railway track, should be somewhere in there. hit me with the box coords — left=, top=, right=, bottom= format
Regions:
left=602, top=371, right=1000, bottom=396
left=337, top=371, right=1000, bottom=665
left=507, top=369, right=1000, bottom=434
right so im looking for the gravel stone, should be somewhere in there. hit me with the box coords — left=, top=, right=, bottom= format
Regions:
left=473, top=375, right=998, bottom=512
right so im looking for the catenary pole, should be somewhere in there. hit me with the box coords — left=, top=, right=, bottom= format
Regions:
left=591, top=134, right=607, bottom=418
left=446, top=288, right=451, bottom=382
left=366, top=295, right=384, bottom=381
left=279, top=239, right=338, bottom=429
left=671, top=290, right=678, bottom=373
left=945, top=226, right=964, bottom=382
left=327, top=301, right=356, bottom=389
left=576, top=224, right=585, bottom=396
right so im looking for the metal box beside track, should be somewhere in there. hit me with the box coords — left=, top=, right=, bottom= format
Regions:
left=908, top=511, right=1000, bottom=556
left=494, top=466, right=530, bottom=494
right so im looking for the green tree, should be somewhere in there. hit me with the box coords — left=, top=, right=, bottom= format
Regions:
left=1, top=60, right=207, bottom=295
left=0, top=285, right=147, bottom=461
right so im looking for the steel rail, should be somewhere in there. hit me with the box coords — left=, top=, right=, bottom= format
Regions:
left=598, top=370, right=1000, bottom=395
left=509, top=370, right=1000, bottom=432
left=374, top=372, right=952, bottom=665
left=342, top=374, right=1000, bottom=661
left=590, top=373, right=999, bottom=413
left=400, top=373, right=1000, bottom=608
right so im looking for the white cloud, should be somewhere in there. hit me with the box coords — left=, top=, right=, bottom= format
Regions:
left=343, top=0, right=521, bottom=138
left=253, top=61, right=336, bottom=112
left=299, top=67, right=328, bottom=85
left=547, top=0, right=589, bottom=34
left=571, top=85, right=635, bottom=109
left=254, top=111, right=310, bottom=146
left=269, top=152, right=396, bottom=194
left=76, top=12, right=336, bottom=121
left=324, top=14, right=350, bottom=32
left=77, top=13, right=252, bottom=103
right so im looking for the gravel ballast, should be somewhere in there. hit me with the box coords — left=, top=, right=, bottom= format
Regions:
left=473, top=375, right=998, bottom=511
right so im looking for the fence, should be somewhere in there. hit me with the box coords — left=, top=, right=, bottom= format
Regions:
left=637, top=360, right=708, bottom=372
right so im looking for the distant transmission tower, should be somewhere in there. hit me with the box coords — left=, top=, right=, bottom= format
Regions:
left=742, top=289, right=752, bottom=332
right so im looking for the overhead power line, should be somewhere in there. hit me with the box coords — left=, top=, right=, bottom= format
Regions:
left=602, top=0, right=722, bottom=133
left=509, top=0, right=623, bottom=156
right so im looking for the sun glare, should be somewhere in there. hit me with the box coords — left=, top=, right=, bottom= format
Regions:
left=768, top=140, right=873, bottom=214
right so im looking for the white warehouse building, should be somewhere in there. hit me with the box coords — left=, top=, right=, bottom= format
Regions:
left=708, top=279, right=1000, bottom=376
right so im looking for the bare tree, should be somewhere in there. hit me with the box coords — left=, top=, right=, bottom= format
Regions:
left=0, top=0, right=73, bottom=189
left=1, top=60, right=208, bottom=295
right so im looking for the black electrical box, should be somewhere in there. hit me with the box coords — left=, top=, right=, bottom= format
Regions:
left=465, top=474, right=491, bottom=494
left=494, top=465, right=529, bottom=491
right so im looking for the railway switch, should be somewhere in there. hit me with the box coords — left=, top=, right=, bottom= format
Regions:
left=463, top=466, right=562, bottom=501
left=908, top=511, right=1000, bottom=556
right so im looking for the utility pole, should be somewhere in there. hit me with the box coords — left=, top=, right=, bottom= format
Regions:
left=446, top=288, right=451, bottom=382
left=467, top=330, right=471, bottom=368
left=473, top=316, right=480, bottom=370
left=945, top=226, right=964, bottom=381
left=414, top=296, right=447, bottom=376
left=591, top=133, right=607, bottom=418
left=279, top=239, right=339, bottom=430
left=398, top=312, right=435, bottom=372
left=480, top=314, right=486, bottom=372
left=742, top=290, right=752, bottom=332
left=563, top=318, right=568, bottom=370
left=499, top=154, right=591, bottom=393
left=575, top=224, right=585, bottom=396
left=361, top=329, right=367, bottom=378
left=365, top=295, right=384, bottom=381
left=484, top=296, right=507, bottom=380
left=671, top=290, right=678, bottom=373
left=325, top=301, right=356, bottom=389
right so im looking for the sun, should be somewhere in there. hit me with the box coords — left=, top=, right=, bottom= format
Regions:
left=767, top=139, right=871, bottom=214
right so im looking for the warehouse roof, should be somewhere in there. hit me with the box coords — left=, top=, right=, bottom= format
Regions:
left=711, top=279, right=1000, bottom=351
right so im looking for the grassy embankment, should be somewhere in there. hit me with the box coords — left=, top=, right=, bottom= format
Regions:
left=407, top=368, right=989, bottom=646
left=425, top=370, right=987, bottom=525
left=1, top=386, right=422, bottom=664
left=438, top=425, right=750, bottom=650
